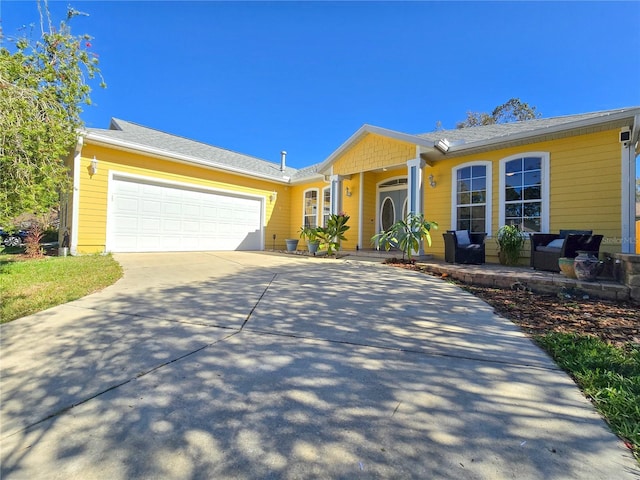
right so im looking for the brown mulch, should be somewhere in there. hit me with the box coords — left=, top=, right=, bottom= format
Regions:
left=459, top=284, right=639, bottom=348
left=389, top=260, right=640, bottom=348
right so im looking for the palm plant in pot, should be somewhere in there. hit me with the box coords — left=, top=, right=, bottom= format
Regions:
left=298, top=225, right=320, bottom=255
left=496, top=224, right=525, bottom=265
left=315, top=213, right=350, bottom=256
left=371, top=213, right=438, bottom=263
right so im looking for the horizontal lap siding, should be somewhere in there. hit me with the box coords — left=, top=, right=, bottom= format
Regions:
left=77, top=144, right=284, bottom=254
left=423, top=129, right=622, bottom=261
left=547, top=130, right=621, bottom=245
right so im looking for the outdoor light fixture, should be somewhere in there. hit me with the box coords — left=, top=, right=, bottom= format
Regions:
left=435, top=138, right=450, bottom=154
left=270, top=191, right=278, bottom=203
left=89, top=157, right=98, bottom=175
left=428, top=174, right=437, bottom=188
left=345, top=186, right=352, bottom=197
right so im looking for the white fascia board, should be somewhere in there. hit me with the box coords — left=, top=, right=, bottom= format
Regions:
left=447, top=108, right=640, bottom=155
left=84, top=133, right=291, bottom=185
left=315, top=124, right=437, bottom=174
left=289, top=173, right=327, bottom=186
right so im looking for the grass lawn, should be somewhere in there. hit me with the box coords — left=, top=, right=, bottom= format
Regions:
left=536, top=333, right=640, bottom=460
left=0, top=253, right=123, bottom=323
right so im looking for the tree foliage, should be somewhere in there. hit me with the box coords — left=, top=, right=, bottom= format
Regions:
left=456, top=98, right=541, bottom=129
left=0, top=1, right=105, bottom=226
left=371, top=213, right=438, bottom=262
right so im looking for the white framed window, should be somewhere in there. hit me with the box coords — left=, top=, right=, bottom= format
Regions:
left=322, top=187, right=331, bottom=227
left=499, top=152, right=550, bottom=233
left=303, top=189, right=319, bottom=228
left=452, top=161, right=492, bottom=234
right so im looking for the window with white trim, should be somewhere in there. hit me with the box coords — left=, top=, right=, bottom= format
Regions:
left=303, top=189, right=318, bottom=228
left=453, top=162, right=491, bottom=233
left=499, top=153, right=549, bottom=233
left=322, top=187, right=331, bottom=227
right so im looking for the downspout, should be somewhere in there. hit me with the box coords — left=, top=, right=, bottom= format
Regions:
left=70, top=136, right=83, bottom=255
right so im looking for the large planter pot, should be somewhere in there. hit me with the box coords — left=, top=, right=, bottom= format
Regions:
left=307, top=241, right=320, bottom=255
left=574, top=251, right=603, bottom=282
left=558, top=257, right=576, bottom=279
left=285, top=239, right=299, bottom=252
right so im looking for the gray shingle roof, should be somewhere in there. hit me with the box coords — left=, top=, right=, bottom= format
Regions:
left=416, top=107, right=639, bottom=148
left=86, top=118, right=300, bottom=182
left=85, top=107, right=638, bottom=183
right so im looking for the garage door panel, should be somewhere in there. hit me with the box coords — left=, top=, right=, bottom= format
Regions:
left=163, top=219, right=182, bottom=233
left=163, top=202, right=182, bottom=216
left=109, top=177, right=262, bottom=252
left=141, top=199, right=161, bottom=215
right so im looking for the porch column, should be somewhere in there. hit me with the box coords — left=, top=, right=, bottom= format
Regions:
left=329, top=175, right=343, bottom=215
left=407, top=157, right=425, bottom=255
left=406, top=158, right=425, bottom=217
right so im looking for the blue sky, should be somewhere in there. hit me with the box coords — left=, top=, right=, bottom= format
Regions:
left=2, top=1, right=640, bottom=169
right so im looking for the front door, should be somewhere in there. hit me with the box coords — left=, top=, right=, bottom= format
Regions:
left=377, top=178, right=408, bottom=232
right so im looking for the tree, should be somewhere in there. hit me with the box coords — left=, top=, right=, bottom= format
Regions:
left=456, top=98, right=541, bottom=129
left=0, top=1, right=105, bottom=226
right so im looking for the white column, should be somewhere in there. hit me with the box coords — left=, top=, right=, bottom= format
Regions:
left=406, top=158, right=425, bottom=217
left=621, top=141, right=636, bottom=253
left=330, top=175, right=342, bottom=215
left=70, top=137, right=83, bottom=255
left=407, top=157, right=426, bottom=255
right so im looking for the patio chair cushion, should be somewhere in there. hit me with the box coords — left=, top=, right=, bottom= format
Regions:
left=538, top=238, right=565, bottom=251
left=455, top=230, right=471, bottom=246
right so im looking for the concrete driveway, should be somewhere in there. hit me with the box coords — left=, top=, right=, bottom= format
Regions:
left=1, top=252, right=637, bottom=479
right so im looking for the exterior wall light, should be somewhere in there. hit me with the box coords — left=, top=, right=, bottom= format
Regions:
left=89, top=157, right=98, bottom=175
left=428, top=174, right=437, bottom=188
left=345, top=186, right=352, bottom=197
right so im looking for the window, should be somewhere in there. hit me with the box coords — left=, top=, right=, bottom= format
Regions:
left=322, top=187, right=331, bottom=227
left=303, top=189, right=318, bottom=228
left=453, top=162, right=491, bottom=233
left=499, top=153, right=549, bottom=233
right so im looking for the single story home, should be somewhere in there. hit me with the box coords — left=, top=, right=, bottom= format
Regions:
left=61, top=106, right=640, bottom=262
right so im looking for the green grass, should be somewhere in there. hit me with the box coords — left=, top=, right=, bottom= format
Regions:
left=0, top=254, right=123, bottom=323
left=536, top=333, right=640, bottom=460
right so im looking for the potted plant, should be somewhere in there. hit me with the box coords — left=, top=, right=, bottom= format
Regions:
left=316, top=213, right=350, bottom=256
left=496, top=224, right=525, bottom=265
left=371, top=213, right=438, bottom=262
left=284, top=238, right=299, bottom=252
left=299, top=225, right=320, bottom=255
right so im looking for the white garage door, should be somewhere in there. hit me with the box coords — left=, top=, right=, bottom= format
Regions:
left=108, top=176, right=263, bottom=252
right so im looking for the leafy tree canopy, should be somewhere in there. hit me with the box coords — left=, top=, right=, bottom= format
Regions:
left=456, top=98, right=541, bottom=129
left=0, top=1, right=105, bottom=226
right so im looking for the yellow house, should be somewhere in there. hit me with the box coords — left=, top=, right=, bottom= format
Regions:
left=61, top=107, right=640, bottom=260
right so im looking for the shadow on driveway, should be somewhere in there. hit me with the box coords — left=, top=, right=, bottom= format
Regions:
left=1, top=253, right=637, bottom=479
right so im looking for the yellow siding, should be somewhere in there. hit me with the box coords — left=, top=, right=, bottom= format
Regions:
left=422, top=128, right=623, bottom=262
left=76, top=144, right=286, bottom=253
left=74, top=128, right=625, bottom=261
left=332, top=134, right=416, bottom=175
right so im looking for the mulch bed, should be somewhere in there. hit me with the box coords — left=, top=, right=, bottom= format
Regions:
left=388, top=260, right=640, bottom=348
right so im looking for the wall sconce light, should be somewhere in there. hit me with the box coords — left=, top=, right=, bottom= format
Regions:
left=434, top=138, right=450, bottom=154
left=345, top=186, right=352, bottom=197
left=428, top=174, right=437, bottom=188
left=89, top=157, right=98, bottom=175
left=270, top=191, right=278, bottom=203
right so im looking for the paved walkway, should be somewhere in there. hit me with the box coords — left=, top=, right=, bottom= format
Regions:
left=1, top=252, right=637, bottom=479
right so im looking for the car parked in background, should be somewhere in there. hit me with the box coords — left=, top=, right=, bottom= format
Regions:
left=0, top=228, right=29, bottom=247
